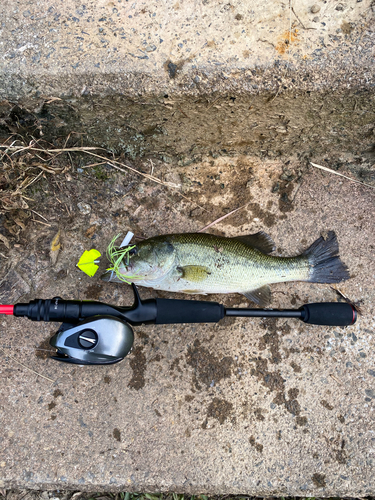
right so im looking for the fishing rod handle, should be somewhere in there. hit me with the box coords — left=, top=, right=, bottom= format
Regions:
left=300, top=302, right=357, bottom=326
left=155, top=298, right=225, bottom=324
left=12, top=296, right=225, bottom=325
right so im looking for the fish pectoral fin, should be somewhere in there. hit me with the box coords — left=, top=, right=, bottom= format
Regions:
left=235, top=231, right=276, bottom=254
left=243, top=285, right=271, bottom=307
left=178, top=265, right=211, bottom=282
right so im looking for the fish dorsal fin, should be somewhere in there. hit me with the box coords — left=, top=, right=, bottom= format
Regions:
left=243, top=285, right=271, bottom=307
left=235, top=231, right=275, bottom=254
left=178, top=265, right=211, bottom=282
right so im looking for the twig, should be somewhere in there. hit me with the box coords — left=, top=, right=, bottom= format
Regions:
left=63, top=131, right=73, bottom=150
left=291, top=6, right=306, bottom=28
left=289, top=0, right=292, bottom=46
left=330, top=285, right=363, bottom=315
left=292, top=178, right=304, bottom=202
left=32, top=218, right=52, bottom=226
left=30, top=209, right=49, bottom=222
left=198, top=202, right=250, bottom=232
left=23, top=171, right=43, bottom=190
left=178, top=106, right=188, bottom=118
left=1, top=345, right=55, bottom=354
left=0, top=348, right=55, bottom=383
left=81, top=162, right=107, bottom=169
left=0, top=144, right=104, bottom=155
left=291, top=6, right=316, bottom=29
left=84, top=152, right=178, bottom=187
left=206, top=96, right=221, bottom=110
left=310, top=162, right=375, bottom=190
left=329, top=373, right=343, bottom=386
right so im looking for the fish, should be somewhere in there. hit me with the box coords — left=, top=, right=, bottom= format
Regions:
left=101, top=231, right=350, bottom=306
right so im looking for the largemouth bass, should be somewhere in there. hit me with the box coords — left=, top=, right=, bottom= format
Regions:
left=101, top=231, right=350, bottom=306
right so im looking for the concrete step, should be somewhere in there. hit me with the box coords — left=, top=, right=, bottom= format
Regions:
left=0, top=0, right=374, bottom=157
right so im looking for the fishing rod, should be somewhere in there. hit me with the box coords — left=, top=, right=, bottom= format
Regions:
left=0, top=284, right=356, bottom=365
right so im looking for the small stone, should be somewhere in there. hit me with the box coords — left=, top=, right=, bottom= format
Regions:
left=335, top=3, right=345, bottom=10
left=312, top=16, right=320, bottom=22
left=310, top=4, right=320, bottom=13
left=365, top=389, right=375, bottom=399
left=145, top=44, right=156, bottom=52
left=164, top=172, right=181, bottom=186
left=77, top=202, right=91, bottom=215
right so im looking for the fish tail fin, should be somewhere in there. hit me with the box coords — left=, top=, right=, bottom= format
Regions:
left=303, top=231, right=350, bottom=284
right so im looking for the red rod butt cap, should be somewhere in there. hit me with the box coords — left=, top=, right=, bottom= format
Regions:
left=0, top=305, right=14, bottom=315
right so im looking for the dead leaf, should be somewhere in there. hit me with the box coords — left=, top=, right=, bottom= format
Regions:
left=14, top=218, right=26, bottom=230
left=85, top=225, right=97, bottom=239
left=50, top=229, right=61, bottom=265
left=0, top=233, right=10, bottom=249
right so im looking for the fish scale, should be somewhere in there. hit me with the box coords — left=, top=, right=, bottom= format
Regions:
left=158, top=234, right=309, bottom=294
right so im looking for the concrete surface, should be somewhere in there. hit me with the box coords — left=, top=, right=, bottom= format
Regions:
left=0, top=155, right=375, bottom=496
left=0, top=0, right=375, bottom=157
left=1, top=0, right=374, bottom=94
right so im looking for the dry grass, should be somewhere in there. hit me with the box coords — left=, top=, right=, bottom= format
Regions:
left=0, top=137, right=205, bottom=221
left=0, top=140, right=69, bottom=212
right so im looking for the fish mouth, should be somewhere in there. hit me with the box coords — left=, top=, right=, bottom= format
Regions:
left=101, top=262, right=139, bottom=283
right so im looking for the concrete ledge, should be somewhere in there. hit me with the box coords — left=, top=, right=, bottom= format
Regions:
left=1, top=0, right=375, bottom=96
left=1, top=0, right=375, bottom=158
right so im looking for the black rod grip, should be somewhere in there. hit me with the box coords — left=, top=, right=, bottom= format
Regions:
left=155, top=298, right=225, bottom=324
left=300, top=302, right=357, bottom=326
